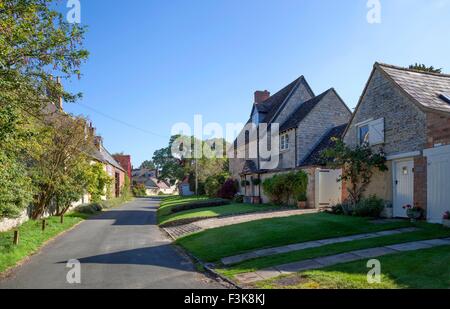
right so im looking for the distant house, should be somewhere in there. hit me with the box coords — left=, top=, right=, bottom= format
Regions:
left=132, top=168, right=177, bottom=195
left=343, top=63, right=450, bottom=223
left=229, top=76, right=351, bottom=207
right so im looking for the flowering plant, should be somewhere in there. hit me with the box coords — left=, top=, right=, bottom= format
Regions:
left=403, top=204, right=423, bottom=221
left=443, top=211, right=450, bottom=220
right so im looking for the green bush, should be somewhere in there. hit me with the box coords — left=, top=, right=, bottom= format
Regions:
left=170, top=198, right=231, bottom=214
left=329, top=196, right=385, bottom=218
left=76, top=203, right=102, bottom=214
left=353, top=195, right=385, bottom=218
left=262, top=171, right=308, bottom=205
left=132, top=183, right=147, bottom=197
left=205, top=177, right=221, bottom=197
left=233, top=194, right=244, bottom=204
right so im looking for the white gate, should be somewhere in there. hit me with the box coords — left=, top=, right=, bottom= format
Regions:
left=315, top=169, right=342, bottom=208
left=424, top=145, right=450, bottom=223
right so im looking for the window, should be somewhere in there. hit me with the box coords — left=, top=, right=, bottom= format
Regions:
left=358, top=124, right=370, bottom=145
left=280, top=133, right=289, bottom=151
left=357, top=118, right=385, bottom=146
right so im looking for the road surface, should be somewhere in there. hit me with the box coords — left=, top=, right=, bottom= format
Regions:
left=0, top=198, right=224, bottom=289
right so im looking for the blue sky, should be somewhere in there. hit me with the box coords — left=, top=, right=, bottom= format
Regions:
left=61, top=0, right=450, bottom=167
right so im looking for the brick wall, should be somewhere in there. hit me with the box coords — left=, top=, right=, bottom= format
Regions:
left=414, top=157, right=427, bottom=211
left=426, top=112, right=450, bottom=148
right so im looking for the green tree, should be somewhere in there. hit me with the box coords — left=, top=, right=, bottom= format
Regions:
left=30, top=116, right=94, bottom=219
left=323, top=139, right=388, bottom=204
left=87, top=162, right=113, bottom=204
left=140, top=160, right=156, bottom=170
left=0, top=0, right=88, bottom=219
left=409, top=63, right=442, bottom=73
left=152, top=135, right=187, bottom=185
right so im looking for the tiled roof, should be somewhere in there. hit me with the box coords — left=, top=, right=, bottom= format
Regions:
left=280, top=89, right=332, bottom=132
left=378, top=63, right=450, bottom=114
left=301, top=124, right=348, bottom=166
left=92, top=145, right=125, bottom=172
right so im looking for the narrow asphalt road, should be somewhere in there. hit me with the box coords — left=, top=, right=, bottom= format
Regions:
left=0, top=198, right=224, bottom=289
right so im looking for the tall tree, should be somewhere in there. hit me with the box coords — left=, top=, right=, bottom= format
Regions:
left=409, top=63, right=442, bottom=73
left=0, top=0, right=88, bottom=218
left=140, top=160, right=156, bottom=170
left=30, top=116, right=94, bottom=219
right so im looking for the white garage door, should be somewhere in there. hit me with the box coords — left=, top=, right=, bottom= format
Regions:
left=315, top=169, right=342, bottom=208
left=424, top=145, right=450, bottom=223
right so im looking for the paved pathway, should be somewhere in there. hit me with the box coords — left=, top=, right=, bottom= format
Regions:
left=164, top=209, right=318, bottom=239
left=221, top=227, right=420, bottom=266
left=234, top=238, right=450, bottom=284
left=0, top=198, right=225, bottom=289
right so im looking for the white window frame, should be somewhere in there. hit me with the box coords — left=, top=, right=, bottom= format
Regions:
left=356, top=118, right=385, bottom=146
left=280, top=133, right=289, bottom=151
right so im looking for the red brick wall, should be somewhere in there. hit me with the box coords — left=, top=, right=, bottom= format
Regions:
left=113, top=155, right=132, bottom=181
left=426, top=112, right=450, bottom=148
left=414, top=157, right=427, bottom=212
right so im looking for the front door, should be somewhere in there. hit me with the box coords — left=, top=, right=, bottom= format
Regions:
left=393, top=160, right=414, bottom=218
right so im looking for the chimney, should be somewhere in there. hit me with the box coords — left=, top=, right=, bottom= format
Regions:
left=254, top=90, right=270, bottom=104
left=94, top=136, right=103, bottom=151
left=56, top=77, right=63, bottom=110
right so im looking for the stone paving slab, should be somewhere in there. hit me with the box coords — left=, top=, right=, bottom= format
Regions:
left=352, top=247, right=398, bottom=258
left=314, top=253, right=361, bottom=267
left=233, top=238, right=450, bottom=284
left=386, top=242, right=434, bottom=252
left=221, top=227, right=419, bottom=266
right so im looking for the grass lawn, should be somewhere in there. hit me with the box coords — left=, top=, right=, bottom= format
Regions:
left=158, top=196, right=284, bottom=226
left=254, top=245, right=450, bottom=289
left=176, top=213, right=413, bottom=262
left=0, top=212, right=91, bottom=274
left=216, top=222, right=450, bottom=278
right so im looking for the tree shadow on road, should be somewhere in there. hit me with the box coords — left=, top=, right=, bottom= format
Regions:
left=58, top=245, right=196, bottom=272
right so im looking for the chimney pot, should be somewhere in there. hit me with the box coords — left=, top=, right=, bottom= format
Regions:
left=254, top=90, right=270, bottom=104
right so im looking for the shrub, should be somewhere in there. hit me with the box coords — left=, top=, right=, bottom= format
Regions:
left=353, top=196, right=385, bottom=218
left=217, top=179, right=238, bottom=200
left=233, top=194, right=244, bottom=204
left=76, top=203, right=103, bottom=214
left=205, top=177, right=221, bottom=197
left=262, top=171, right=308, bottom=205
left=132, top=183, right=147, bottom=197
left=170, top=198, right=230, bottom=214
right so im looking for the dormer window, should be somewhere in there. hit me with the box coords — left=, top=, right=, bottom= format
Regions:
left=280, top=133, right=289, bottom=151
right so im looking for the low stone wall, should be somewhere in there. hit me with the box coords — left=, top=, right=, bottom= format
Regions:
left=0, top=210, right=30, bottom=233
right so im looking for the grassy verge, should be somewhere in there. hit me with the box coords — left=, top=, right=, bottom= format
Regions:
left=0, top=212, right=89, bottom=274
left=176, top=213, right=413, bottom=262
left=216, top=222, right=450, bottom=278
left=158, top=195, right=284, bottom=226
left=254, top=245, right=450, bottom=289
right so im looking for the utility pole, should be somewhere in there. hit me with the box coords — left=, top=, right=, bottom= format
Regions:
left=195, top=158, right=198, bottom=196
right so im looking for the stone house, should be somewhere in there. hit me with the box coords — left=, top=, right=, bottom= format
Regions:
left=229, top=76, right=352, bottom=208
left=343, top=62, right=450, bottom=223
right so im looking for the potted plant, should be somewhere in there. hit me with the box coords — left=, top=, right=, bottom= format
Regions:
left=240, top=180, right=250, bottom=187
left=443, top=211, right=450, bottom=228
left=252, top=178, right=261, bottom=186
left=296, top=192, right=308, bottom=209
left=403, top=204, right=423, bottom=222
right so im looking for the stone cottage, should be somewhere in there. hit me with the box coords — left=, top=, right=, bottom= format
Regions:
left=229, top=76, right=352, bottom=207
left=343, top=62, right=450, bottom=223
